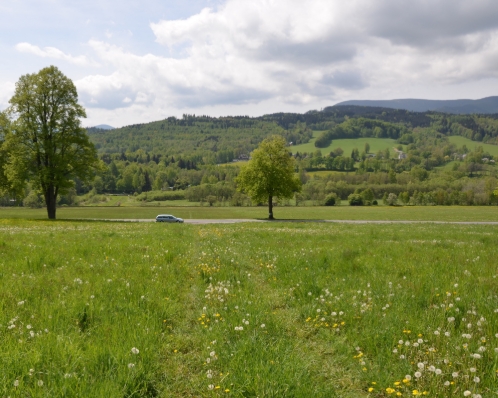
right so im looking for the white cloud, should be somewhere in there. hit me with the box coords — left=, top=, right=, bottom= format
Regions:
left=15, top=42, right=99, bottom=67
left=65, top=0, right=498, bottom=125
left=0, top=81, right=15, bottom=109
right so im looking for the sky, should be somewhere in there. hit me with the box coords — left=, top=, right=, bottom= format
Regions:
left=1, top=0, right=498, bottom=127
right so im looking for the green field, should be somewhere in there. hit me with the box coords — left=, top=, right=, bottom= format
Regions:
left=1, top=220, right=497, bottom=396
left=448, top=136, right=498, bottom=157
left=291, top=133, right=402, bottom=156
left=2, top=205, right=498, bottom=222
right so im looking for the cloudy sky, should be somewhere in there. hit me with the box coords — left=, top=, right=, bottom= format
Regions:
left=1, top=0, right=498, bottom=127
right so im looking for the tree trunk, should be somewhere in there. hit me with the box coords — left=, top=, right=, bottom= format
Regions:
left=44, top=186, right=57, bottom=220
left=268, top=195, right=274, bottom=220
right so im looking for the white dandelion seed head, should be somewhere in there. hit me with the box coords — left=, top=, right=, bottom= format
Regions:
left=131, top=347, right=139, bottom=355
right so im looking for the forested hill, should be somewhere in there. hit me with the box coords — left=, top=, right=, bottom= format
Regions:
left=335, top=96, right=498, bottom=114
left=87, top=106, right=498, bottom=161
left=86, top=115, right=313, bottom=164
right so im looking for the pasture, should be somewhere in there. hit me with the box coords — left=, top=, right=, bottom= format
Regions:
left=0, top=219, right=497, bottom=397
left=2, top=205, right=498, bottom=222
left=291, top=134, right=402, bottom=157
left=448, top=136, right=498, bottom=157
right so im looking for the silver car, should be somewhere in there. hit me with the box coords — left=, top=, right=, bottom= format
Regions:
left=155, top=214, right=184, bottom=223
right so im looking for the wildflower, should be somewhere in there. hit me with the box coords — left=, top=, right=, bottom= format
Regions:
left=368, top=387, right=374, bottom=392
left=452, top=372, right=459, bottom=378
left=208, top=385, right=214, bottom=390
left=37, top=380, right=43, bottom=387
left=473, top=376, right=480, bottom=383
left=417, top=363, right=425, bottom=370
left=470, top=367, right=476, bottom=373
left=128, top=363, right=135, bottom=369
left=404, top=375, right=412, bottom=381
left=435, top=369, right=442, bottom=375
left=13, top=380, right=19, bottom=387
left=414, top=372, right=422, bottom=378
left=131, top=347, right=139, bottom=354
left=444, top=381, right=450, bottom=386
left=463, top=391, right=471, bottom=397
left=260, top=324, right=265, bottom=328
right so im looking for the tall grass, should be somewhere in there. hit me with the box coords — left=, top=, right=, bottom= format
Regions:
left=0, top=220, right=497, bottom=396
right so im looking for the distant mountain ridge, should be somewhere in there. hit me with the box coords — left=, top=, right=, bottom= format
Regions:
left=92, top=124, right=115, bottom=130
left=335, top=96, right=498, bottom=114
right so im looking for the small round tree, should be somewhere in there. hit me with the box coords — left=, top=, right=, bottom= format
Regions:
left=236, top=136, right=301, bottom=219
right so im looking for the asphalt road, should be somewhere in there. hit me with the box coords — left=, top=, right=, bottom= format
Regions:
left=100, top=219, right=498, bottom=225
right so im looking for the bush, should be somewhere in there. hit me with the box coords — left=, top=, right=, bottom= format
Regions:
left=136, top=190, right=186, bottom=202
left=386, top=193, right=398, bottom=206
left=348, top=193, right=363, bottom=206
left=23, top=192, right=43, bottom=208
left=324, top=193, right=339, bottom=206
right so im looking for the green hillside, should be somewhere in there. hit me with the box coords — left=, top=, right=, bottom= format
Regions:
left=448, top=135, right=498, bottom=157
left=292, top=136, right=402, bottom=156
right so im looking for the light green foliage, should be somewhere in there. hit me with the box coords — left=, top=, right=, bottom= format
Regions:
left=4, top=66, right=98, bottom=219
left=237, top=135, right=301, bottom=219
left=0, top=221, right=497, bottom=396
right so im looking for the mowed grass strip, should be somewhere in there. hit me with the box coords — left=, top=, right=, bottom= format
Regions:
left=2, top=205, right=498, bottom=222
left=0, top=220, right=497, bottom=397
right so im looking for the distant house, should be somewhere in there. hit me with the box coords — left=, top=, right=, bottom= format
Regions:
left=232, top=154, right=250, bottom=162
left=398, top=152, right=407, bottom=160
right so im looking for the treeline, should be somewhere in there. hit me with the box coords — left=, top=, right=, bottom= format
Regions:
left=315, top=118, right=409, bottom=147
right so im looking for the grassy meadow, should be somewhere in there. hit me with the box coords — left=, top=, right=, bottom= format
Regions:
left=448, top=136, right=498, bottom=157
left=290, top=132, right=402, bottom=157
left=2, top=205, right=498, bottom=222
left=0, top=219, right=497, bottom=397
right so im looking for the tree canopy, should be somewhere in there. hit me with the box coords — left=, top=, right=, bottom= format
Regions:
left=3, top=66, right=98, bottom=219
left=236, top=135, right=301, bottom=219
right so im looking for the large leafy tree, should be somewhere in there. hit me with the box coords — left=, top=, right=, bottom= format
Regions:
left=236, top=135, right=301, bottom=219
left=3, top=66, right=98, bottom=219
